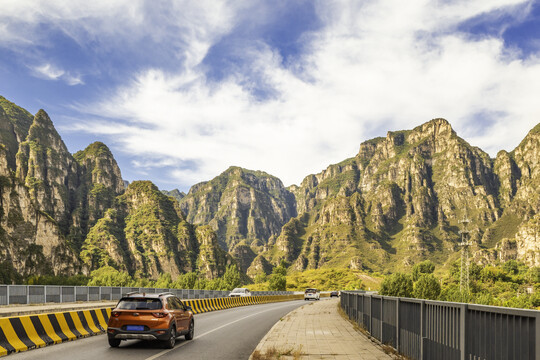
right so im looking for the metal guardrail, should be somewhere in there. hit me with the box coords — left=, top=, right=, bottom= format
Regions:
left=0, top=285, right=292, bottom=305
left=340, top=291, right=540, bottom=360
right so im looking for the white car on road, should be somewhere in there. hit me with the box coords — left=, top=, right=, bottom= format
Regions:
left=229, top=288, right=251, bottom=297
left=304, top=288, right=320, bottom=300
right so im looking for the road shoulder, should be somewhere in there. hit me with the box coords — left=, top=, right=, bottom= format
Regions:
left=250, top=298, right=394, bottom=360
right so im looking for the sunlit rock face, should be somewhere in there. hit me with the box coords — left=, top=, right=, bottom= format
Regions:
left=1, top=94, right=538, bottom=280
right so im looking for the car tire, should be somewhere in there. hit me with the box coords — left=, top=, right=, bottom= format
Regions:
left=185, top=320, right=194, bottom=340
left=163, top=326, right=176, bottom=349
left=108, top=338, right=121, bottom=348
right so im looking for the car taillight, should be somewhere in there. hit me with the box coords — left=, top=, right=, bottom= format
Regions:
left=112, top=311, right=121, bottom=317
left=152, top=312, right=167, bottom=318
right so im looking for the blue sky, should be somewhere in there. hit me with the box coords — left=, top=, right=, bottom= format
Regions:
left=1, top=0, right=539, bottom=192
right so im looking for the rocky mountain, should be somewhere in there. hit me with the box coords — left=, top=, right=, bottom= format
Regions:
left=1, top=97, right=83, bottom=279
left=179, top=167, right=297, bottom=266
left=0, top=97, right=230, bottom=282
left=81, top=181, right=233, bottom=279
left=179, top=118, right=539, bottom=274
left=162, top=189, right=186, bottom=202
left=275, top=119, right=539, bottom=272
left=1, top=95, right=538, bottom=282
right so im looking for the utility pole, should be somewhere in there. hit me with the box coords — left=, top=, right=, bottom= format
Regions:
left=458, top=215, right=473, bottom=297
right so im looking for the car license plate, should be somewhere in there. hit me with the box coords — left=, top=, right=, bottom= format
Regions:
left=126, top=325, right=144, bottom=331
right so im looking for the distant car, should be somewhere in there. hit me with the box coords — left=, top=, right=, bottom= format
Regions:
left=330, top=291, right=339, bottom=297
left=229, top=288, right=251, bottom=297
left=304, top=288, right=320, bottom=301
left=107, top=292, right=194, bottom=349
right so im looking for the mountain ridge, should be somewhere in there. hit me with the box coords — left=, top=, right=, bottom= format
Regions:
left=1, top=96, right=538, bottom=283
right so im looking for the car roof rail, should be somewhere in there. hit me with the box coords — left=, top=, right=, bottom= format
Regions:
left=125, top=291, right=140, bottom=296
left=157, top=292, right=174, bottom=296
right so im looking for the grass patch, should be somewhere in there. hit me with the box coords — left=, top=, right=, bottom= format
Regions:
left=251, top=345, right=304, bottom=360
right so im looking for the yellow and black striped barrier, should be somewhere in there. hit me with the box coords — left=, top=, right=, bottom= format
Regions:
left=0, top=294, right=303, bottom=356
left=0, top=308, right=111, bottom=356
left=183, top=294, right=304, bottom=314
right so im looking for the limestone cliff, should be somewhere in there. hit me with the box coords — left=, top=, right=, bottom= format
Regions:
left=80, top=181, right=230, bottom=280
left=0, top=98, right=125, bottom=279
left=0, top=97, right=235, bottom=281
left=277, top=119, right=539, bottom=271
left=195, top=225, right=233, bottom=279
left=180, top=166, right=297, bottom=252
left=72, top=142, right=125, bottom=247
left=2, top=94, right=538, bottom=279
left=0, top=99, right=81, bottom=278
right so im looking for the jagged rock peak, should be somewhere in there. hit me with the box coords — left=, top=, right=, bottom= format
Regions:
left=26, top=109, right=70, bottom=154
left=74, top=141, right=124, bottom=194
left=180, top=165, right=297, bottom=252
left=162, top=189, right=186, bottom=202
left=77, top=141, right=113, bottom=157
left=416, top=118, right=453, bottom=135
left=512, top=122, right=540, bottom=180
left=124, top=180, right=161, bottom=198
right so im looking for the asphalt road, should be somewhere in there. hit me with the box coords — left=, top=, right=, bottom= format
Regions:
left=9, top=300, right=307, bottom=360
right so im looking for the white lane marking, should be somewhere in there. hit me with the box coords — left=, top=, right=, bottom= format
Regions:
left=144, top=302, right=301, bottom=360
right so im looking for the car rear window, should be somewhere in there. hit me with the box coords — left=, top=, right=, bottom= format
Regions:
left=305, top=289, right=317, bottom=294
left=117, top=298, right=162, bottom=310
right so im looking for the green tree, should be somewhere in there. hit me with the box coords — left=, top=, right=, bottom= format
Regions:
left=87, top=266, right=132, bottom=286
left=503, top=260, right=519, bottom=275
left=379, top=273, right=413, bottom=297
left=254, top=272, right=267, bottom=284
left=204, top=278, right=225, bottom=290
left=0, top=261, right=22, bottom=284
left=268, top=263, right=287, bottom=291
left=412, top=260, right=435, bottom=281
left=154, top=273, right=173, bottom=289
left=173, top=272, right=198, bottom=289
left=413, top=274, right=441, bottom=300
left=222, top=264, right=241, bottom=290
left=268, top=274, right=286, bottom=291
left=526, top=267, right=540, bottom=284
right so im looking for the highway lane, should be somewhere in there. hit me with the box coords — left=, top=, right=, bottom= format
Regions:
left=9, top=299, right=308, bottom=360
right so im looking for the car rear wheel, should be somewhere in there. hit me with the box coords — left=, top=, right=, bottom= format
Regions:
left=163, top=326, right=176, bottom=349
left=185, top=320, right=194, bottom=340
left=108, top=338, right=121, bottom=347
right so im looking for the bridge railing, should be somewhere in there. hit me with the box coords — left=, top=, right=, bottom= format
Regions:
left=341, top=291, right=540, bottom=360
left=0, top=284, right=293, bottom=305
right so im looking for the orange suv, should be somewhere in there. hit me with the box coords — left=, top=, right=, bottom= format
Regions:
left=107, top=292, right=194, bottom=348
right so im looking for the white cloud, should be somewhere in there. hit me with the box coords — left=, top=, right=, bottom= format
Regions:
left=32, top=63, right=65, bottom=80
left=11, top=0, right=540, bottom=190
left=30, top=63, right=83, bottom=85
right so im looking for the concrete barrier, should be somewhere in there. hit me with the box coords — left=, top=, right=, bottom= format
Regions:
left=0, top=294, right=302, bottom=356
left=0, top=308, right=111, bottom=356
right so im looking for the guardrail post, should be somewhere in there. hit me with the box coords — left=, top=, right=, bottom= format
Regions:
left=396, top=298, right=400, bottom=352
left=460, top=304, right=467, bottom=360
left=26, top=285, right=29, bottom=304
left=420, top=300, right=425, bottom=360
left=380, top=296, right=383, bottom=341
left=534, top=313, right=540, bottom=360
left=354, top=294, right=358, bottom=324
left=369, top=294, right=373, bottom=333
